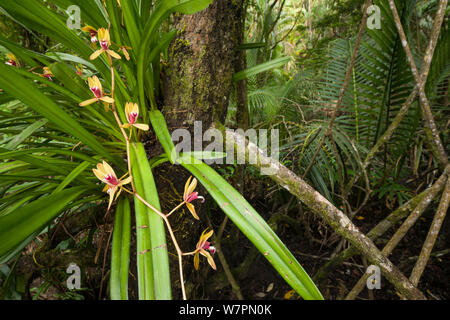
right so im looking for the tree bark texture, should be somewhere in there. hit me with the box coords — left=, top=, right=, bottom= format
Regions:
left=163, top=0, right=245, bottom=131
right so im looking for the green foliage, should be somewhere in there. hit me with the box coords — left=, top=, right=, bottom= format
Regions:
left=242, top=0, right=448, bottom=209
left=131, top=143, right=171, bottom=300
left=110, top=197, right=131, bottom=300
left=180, top=154, right=324, bottom=300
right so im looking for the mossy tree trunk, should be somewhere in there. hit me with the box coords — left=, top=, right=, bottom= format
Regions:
left=162, top=0, right=245, bottom=131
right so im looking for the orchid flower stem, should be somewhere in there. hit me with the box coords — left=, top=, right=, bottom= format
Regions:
left=134, top=192, right=187, bottom=300
left=166, top=201, right=186, bottom=218
left=129, top=127, right=133, bottom=141
left=108, top=54, right=136, bottom=193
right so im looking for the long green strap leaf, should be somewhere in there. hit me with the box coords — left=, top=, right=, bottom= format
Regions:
left=4, top=119, right=48, bottom=150
left=149, top=109, right=177, bottom=164
left=233, top=56, right=290, bottom=82
left=110, top=197, right=131, bottom=300
left=130, top=150, right=154, bottom=300
left=130, top=142, right=171, bottom=300
left=120, top=0, right=141, bottom=51
left=0, top=63, right=117, bottom=166
left=52, top=161, right=92, bottom=194
left=0, top=187, right=85, bottom=258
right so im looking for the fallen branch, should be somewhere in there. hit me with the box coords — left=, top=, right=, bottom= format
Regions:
left=314, top=169, right=449, bottom=284
left=345, top=165, right=449, bottom=299
left=226, top=130, right=426, bottom=299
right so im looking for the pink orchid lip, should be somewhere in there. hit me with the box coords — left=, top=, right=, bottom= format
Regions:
left=202, top=241, right=211, bottom=250
left=104, top=174, right=119, bottom=186
left=128, top=112, right=138, bottom=124
left=185, top=192, right=204, bottom=203
left=6, top=60, right=16, bottom=66
left=43, top=74, right=53, bottom=81
left=91, top=36, right=98, bottom=43
left=91, top=86, right=102, bottom=98
left=100, top=40, right=108, bottom=51
left=202, top=241, right=216, bottom=254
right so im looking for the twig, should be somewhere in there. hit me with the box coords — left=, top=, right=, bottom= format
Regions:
left=98, top=226, right=114, bottom=300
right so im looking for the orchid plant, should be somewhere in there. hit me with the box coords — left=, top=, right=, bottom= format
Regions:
left=0, top=0, right=322, bottom=301
left=82, top=32, right=217, bottom=299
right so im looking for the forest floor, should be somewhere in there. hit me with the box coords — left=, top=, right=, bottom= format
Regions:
left=213, top=178, right=450, bottom=300
left=22, top=172, right=449, bottom=300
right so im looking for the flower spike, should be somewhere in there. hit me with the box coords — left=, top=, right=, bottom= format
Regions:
left=120, top=46, right=131, bottom=61
left=40, top=67, right=54, bottom=81
left=5, top=53, right=18, bottom=67
left=76, top=64, right=83, bottom=76
left=81, top=25, right=98, bottom=47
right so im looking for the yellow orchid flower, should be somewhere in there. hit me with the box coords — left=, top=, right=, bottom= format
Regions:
left=183, top=176, right=205, bottom=220
left=120, top=46, right=131, bottom=61
left=193, top=228, right=216, bottom=271
left=122, top=102, right=149, bottom=131
left=40, top=66, right=54, bottom=81
left=5, top=53, right=18, bottom=67
left=79, top=75, right=115, bottom=107
left=76, top=64, right=83, bottom=76
left=90, top=28, right=121, bottom=60
left=93, top=160, right=131, bottom=210
left=81, top=25, right=98, bottom=46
